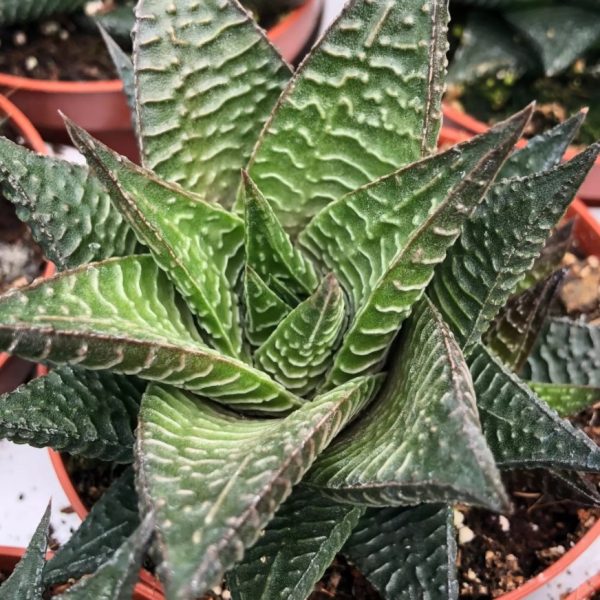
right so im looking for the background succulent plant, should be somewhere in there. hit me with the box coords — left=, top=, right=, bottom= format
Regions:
left=0, top=0, right=599, bottom=599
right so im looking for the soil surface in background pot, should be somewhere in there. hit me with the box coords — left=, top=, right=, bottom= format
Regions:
left=0, top=123, right=44, bottom=292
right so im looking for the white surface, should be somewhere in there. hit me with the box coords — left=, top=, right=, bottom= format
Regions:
left=0, top=441, right=81, bottom=547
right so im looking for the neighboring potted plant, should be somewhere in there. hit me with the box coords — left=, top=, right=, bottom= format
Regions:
left=0, top=94, right=54, bottom=394
left=0, top=0, right=324, bottom=158
left=444, top=0, right=600, bottom=203
left=0, top=2, right=600, bottom=600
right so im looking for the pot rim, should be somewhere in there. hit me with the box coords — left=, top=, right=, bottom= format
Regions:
left=564, top=571, right=600, bottom=600
left=0, top=0, right=321, bottom=94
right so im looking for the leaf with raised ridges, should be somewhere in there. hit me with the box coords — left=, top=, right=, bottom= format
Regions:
left=0, top=504, right=49, bottom=600
left=65, top=118, right=245, bottom=359
left=528, top=382, right=600, bottom=417
left=447, top=11, right=536, bottom=85
left=344, top=504, right=458, bottom=600
left=0, top=255, right=300, bottom=412
left=523, top=318, right=600, bottom=387
left=498, top=112, right=585, bottom=181
left=484, top=270, right=566, bottom=373
left=504, top=6, right=600, bottom=76
left=134, top=0, right=290, bottom=206
left=247, top=0, right=449, bottom=231
left=516, top=221, right=574, bottom=294
left=471, top=343, right=600, bottom=471
left=0, top=0, right=86, bottom=25
left=307, top=298, right=507, bottom=511
left=243, top=173, right=318, bottom=304
left=44, top=469, right=139, bottom=585
left=136, top=376, right=381, bottom=599
left=0, top=138, right=137, bottom=270
left=228, top=486, right=363, bottom=600
left=430, top=144, right=600, bottom=353
left=255, top=274, right=346, bottom=397
left=243, top=266, right=291, bottom=348
left=301, top=107, right=532, bottom=387
left=0, top=366, right=142, bottom=462
left=54, top=513, right=154, bottom=600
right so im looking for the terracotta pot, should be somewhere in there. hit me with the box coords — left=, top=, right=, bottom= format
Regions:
left=564, top=571, right=600, bottom=600
left=442, top=103, right=600, bottom=205
left=0, top=94, right=55, bottom=393
left=0, top=0, right=323, bottom=160
left=0, top=545, right=160, bottom=598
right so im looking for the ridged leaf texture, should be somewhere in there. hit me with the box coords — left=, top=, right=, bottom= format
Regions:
left=44, top=469, right=139, bottom=585
left=0, top=0, right=86, bottom=25
left=430, top=144, right=600, bottom=352
left=344, top=504, right=458, bottom=600
left=0, top=138, right=137, bottom=270
left=0, top=505, right=49, bottom=600
left=524, top=318, right=600, bottom=387
left=307, top=298, right=507, bottom=511
left=471, top=343, right=600, bottom=471
left=54, top=513, right=154, bottom=600
left=228, top=486, right=363, bottom=600
left=248, top=0, right=449, bottom=231
left=528, top=382, right=600, bottom=418
left=255, top=274, right=346, bottom=397
left=0, top=255, right=299, bottom=412
left=302, top=107, right=531, bottom=387
left=136, top=377, right=380, bottom=599
left=243, top=174, right=318, bottom=304
left=134, top=0, right=290, bottom=206
left=243, top=267, right=291, bottom=347
left=0, top=366, right=143, bottom=462
left=484, top=270, right=565, bottom=373
left=66, top=119, right=246, bottom=359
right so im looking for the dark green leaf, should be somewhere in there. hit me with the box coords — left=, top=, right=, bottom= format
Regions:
left=0, top=138, right=137, bottom=270
left=528, top=382, right=600, bottom=417
left=136, top=376, right=381, bottom=599
left=0, top=0, right=86, bottom=25
left=0, top=366, right=142, bottom=462
left=44, top=470, right=139, bottom=585
left=344, top=504, right=458, bottom=600
left=248, top=0, right=449, bottom=231
left=307, top=298, right=507, bottom=511
left=0, top=255, right=300, bottom=412
left=228, top=486, right=362, bottom=600
left=134, top=0, right=290, bottom=206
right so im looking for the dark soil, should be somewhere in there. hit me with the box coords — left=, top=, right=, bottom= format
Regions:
left=0, top=15, right=118, bottom=82
left=308, top=556, right=380, bottom=600
left=0, top=570, right=8, bottom=585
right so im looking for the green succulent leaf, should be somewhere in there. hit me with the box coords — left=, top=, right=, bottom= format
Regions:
left=307, top=298, right=507, bottom=512
left=243, top=267, right=292, bottom=348
left=516, top=221, right=574, bottom=294
left=0, top=0, right=86, bottom=26
left=0, top=504, right=49, bottom=600
left=498, top=111, right=585, bottom=181
left=95, top=4, right=135, bottom=49
left=228, top=486, right=363, bottom=600
left=0, top=366, right=142, bottom=462
left=0, top=138, right=137, bottom=270
left=136, top=376, right=381, bottom=599
left=344, top=504, right=458, bottom=600
left=54, top=513, right=154, bottom=600
left=484, top=269, right=565, bottom=373
left=528, top=382, right=600, bottom=417
left=447, top=11, right=536, bottom=85
left=430, top=143, right=600, bottom=353
left=44, top=469, right=139, bottom=585
left=0, top=255, right=299, bottom=412
left=134, top=0, right=290, bottom=206
left=523, top=318, right=600, bottom=387
left=255, top=274, right=346, bottom=397
left=243, top=173, right=318, bottom=304
left=248, top=0, right=449, bottom=231
left=302, top=107, right=532, bottom=387
left=471, top=343, right=600, bottom=471
left=504, top=6, right=600, bottom=76
left=65, top=118, right=246, bottom=360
